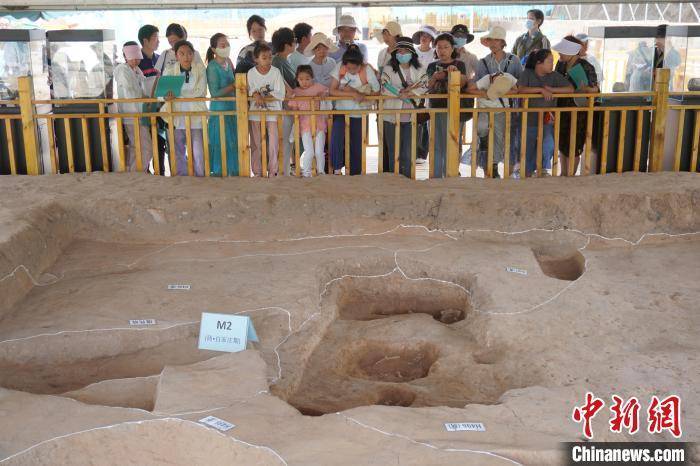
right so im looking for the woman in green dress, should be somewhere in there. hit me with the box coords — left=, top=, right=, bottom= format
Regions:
left=206, top=33, right=239, bottom=176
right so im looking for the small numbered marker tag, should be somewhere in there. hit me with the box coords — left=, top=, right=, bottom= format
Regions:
left=167, top=284, right=191, bottom=290
left=199, top=416, right=235, bottom=432
left=444, top=422, right=486, bottom=432
left=128, top=319, right=157, bottom=326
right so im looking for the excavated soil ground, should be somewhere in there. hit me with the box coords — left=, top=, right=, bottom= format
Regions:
left=0, top=172, right=699, bottom=465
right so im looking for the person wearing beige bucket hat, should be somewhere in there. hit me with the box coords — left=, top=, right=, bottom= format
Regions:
left=330, top=14, right=368, bottom=63
left=377, top=21, right=403, bottom=74
left=470, top=25, right=523, bottom=178
left=304, top=32, right=340, bottom=89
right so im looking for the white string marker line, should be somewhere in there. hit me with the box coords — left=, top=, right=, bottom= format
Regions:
left=0, top=321, right=199, bottom=345
left=11, top=226, right=684, bottom=345
left=0, top=418, right=288, bottom=466
left=338, top=414, right=522, bottom=466
left=118, top=223, right=454, bottom=270
left=0, top=228, right=695, bottom=464
left=231, top=306, right=292, bottom=384
left=3, top=227, right=698, bottom=345
left=152, top=390, right=270, bottom=417
left=0, top=224, right=451, bottom=289
left=0, top=264, right=62, bottom=287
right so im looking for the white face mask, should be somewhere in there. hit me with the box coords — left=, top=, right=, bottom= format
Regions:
left=215, top=46, right=231, bottom=58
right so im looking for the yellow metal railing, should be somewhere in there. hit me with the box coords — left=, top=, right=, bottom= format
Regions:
left=1, top=68, right=696, bottom=178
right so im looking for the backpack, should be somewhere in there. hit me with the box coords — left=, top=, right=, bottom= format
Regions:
left=338, top=64, right=368, bottom=86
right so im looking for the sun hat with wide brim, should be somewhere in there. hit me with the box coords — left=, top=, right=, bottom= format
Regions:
left=552, top=38, right=582, bottom=56
left=304, top=32, right=339, bottom=57
left=333, top=15, right=359, bottom=36
left=486, top=74, right=516, bottom=100
left=412, top=25, right=438, bottom=45
left=395, top=37, right=417, bottom=55
left=382, top=21, right=402, bottom=38
left=450, top=24, right=475, bottom=44
left=480, top=26, right=507, bottom=46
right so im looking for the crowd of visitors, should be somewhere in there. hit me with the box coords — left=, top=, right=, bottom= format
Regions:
left=113, top=13, right=673, bottom=178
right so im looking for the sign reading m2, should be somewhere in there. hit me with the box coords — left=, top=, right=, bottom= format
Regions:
left=216, top=320, right=233, bottom=330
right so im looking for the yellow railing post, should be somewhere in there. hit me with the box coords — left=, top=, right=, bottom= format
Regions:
left=650, top=68, right=670, bottom=172
left=18, top=76, right=40, bottom=175
left=235, top=73, right=251, bottom=176
left=446, top=70, right=461, bottom=177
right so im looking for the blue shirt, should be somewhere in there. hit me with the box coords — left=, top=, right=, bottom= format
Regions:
left=475, top=52, right=523, bottom=81
left=329, top=41, right=368, bottom=64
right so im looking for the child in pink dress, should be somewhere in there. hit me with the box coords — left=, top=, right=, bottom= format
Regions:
left=288, top=65, right=328, bottom=177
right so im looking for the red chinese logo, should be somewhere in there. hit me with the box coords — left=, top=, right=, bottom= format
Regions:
left=648, top=395, right=682, bottom=438
left=609, top=395, right=641, bottom=434
left=573, top=393, right=682, bottom=439
left=572, top=392, right=605, bottom=439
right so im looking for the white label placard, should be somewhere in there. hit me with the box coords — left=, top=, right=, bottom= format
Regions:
left=168, top=284, right=191, bottom=290
left=129, top=319, right=157, bottom=326
left=444, top=422, right=486, bottom=432
left=199, top=416, right=235, bottom=432
left=505, top=266, right=528, bottom=276
left=198, top=313, right=259, bottom=353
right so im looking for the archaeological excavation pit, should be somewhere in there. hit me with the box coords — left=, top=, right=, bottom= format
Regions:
left=336, top=273, right=471, bottom=324
left=276, top=272, right=537, bottom=416
left=1, top=173, right=699, bottom=465
left=532, top=245, right=586, bottom=281
left=346, top=341, right=439, bottom=383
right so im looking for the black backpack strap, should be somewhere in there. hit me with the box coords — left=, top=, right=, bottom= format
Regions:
left=481, top=58, right=491, bottom=75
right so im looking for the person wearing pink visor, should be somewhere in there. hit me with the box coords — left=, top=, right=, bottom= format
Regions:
left=113, top=42, right=153, bottom=172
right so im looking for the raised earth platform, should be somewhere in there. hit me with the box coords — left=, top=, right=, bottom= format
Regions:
left=0, top=173, right=698, bottom=465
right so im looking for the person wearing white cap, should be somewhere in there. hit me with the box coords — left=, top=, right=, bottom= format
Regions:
left=552, top=36, right=599, bottom=176
left=113, top=41, right=153, bottom=172
left=330, top=14, right=368, bottom=64
left=472, top=26, right=523, bottom=178
left=376, top=21, right=403, bottom=168
left=377, top=21, right=402, bottom=75
left=412, top=24, right=437, bottom=164
left=413, top=25, right=437, bottom=69
left=574, top=33, right=603, bottom=84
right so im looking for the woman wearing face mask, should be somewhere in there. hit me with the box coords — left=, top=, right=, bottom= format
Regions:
left=513, top=9, right=551, bottom=61
left=206, top=33, right=238, bottom=177
left=380, top=37, right=428, bottom=177
left=552, top=36, right=598, bottom=176
left=450, top=25, right=478, bottom=82
left=155, top=23, right=204, bottom=75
